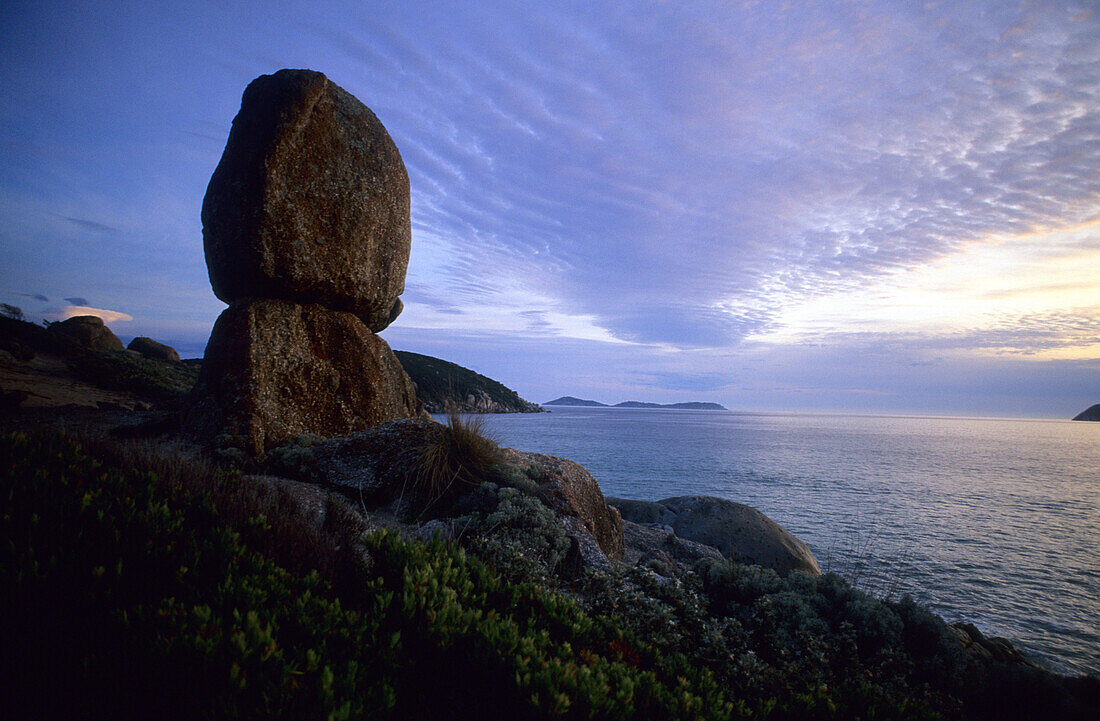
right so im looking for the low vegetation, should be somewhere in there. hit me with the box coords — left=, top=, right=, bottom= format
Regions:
left=66, top=349, right=200, bottom=402
left=2, top=430, right=1096, bottom=719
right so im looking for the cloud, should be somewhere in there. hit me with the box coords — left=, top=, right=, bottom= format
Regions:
left=19, top=293, right=49, bottom=302
left=57, top=215, right=122, bottom=234
left=58, top=305, right=133, bottom=323
left=339, top=1, right=1100, bottom=353
left=64, top=296, right=89, bottom=306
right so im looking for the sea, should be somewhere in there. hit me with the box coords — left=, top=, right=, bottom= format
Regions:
left=472, top=407, right=1099, bottom=678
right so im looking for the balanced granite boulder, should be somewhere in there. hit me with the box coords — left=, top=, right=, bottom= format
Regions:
left=127, top=336, right=180, bottom=362
left=609, top=495, right=821, bottom=576
left=202, top=68, right=410, bottom=332
left=184, top=299, right=421, bottom=456
left=47, top=315, right=124, bottom=352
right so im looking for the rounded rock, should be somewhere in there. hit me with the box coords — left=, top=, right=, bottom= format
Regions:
left=202, top=69, right=410, bottom=331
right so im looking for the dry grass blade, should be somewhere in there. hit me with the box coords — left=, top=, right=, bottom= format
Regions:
left=410, top=408, right=501, bottom=511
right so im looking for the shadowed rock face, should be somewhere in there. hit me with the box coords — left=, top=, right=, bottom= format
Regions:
left=184, top=300, right=421, bottom=456
left=47, top=315, right=124, bottom=352
left=202, top=68, right=410, bottom=332
left=127, top=336, right=180, bottom=362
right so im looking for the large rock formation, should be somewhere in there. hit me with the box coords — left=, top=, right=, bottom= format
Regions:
left=609, top=495, right=821, bottom=576
left=184, top=69, right=421, bottom=456
left=202, top=69, right=410, bottom=332
left=47, top=316, right=124, bottom=352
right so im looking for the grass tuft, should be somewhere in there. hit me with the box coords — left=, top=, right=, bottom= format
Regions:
left=409, top=409, right=501, bottom=512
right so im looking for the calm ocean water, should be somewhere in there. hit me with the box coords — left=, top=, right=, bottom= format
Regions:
left=473, top=408, right=1099, bottom=677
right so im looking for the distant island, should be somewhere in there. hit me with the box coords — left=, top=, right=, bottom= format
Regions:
left=544, top=395, right=728, bottom=411
left=1072, top=404, right=1100, bottom=421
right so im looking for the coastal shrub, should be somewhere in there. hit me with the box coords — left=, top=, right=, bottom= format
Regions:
left=5, top=431, right=1095, bottom=720
left=460, top=483, right=575, bottom=584
left=488, top=457, right=544, bottom=497
left=264, top=433, right=326, bottom=482
left=1, top=431, right=736, bottom=720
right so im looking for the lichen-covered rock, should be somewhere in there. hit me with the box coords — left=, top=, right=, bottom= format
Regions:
left=608, top=495, right=821, bottom=576
left=182, top=299, right=421, bottom=456
left=620, top=519, right=724, bottom=576
left=127, top=336, right=180, bottom=362
left=501, top=448, right=624, bottom=561
left=47, top=315, right=124, bottom=352
left=202, top=68, right=410, bottom=331
left=266, top=418, right=440, bottom=502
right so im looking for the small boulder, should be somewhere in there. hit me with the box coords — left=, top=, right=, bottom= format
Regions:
left=266, top=417, right=441, bottom=502
left=127, top=336, right=180, bottom=362
left=182, top=299, right=422, bottom=456
left=609, top=495, right=821, bottom=576
left=621, top=519, right=724, bottom=576
left=500, top=448, right=624, bottom=561
left=47, top=315, right=124, bottom=352
left=202, top=68, right=410, bottom=331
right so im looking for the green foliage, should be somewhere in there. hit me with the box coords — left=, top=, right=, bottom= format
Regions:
left=4, top=431, right=1094, bottom=720
left=0, top=432, right=735, bottom=720
left=489, top=458, right=544, bottom=496
left=264, top=434, right=326, bottom=482
left=67, top=348, right=199, bottom=401
left=460, top=483, right=576, bottom=585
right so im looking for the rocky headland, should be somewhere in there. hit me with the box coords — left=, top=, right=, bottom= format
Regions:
left=394, top=350, right=544, bottom=413
left=1071, top=404, right=1100, bottom=421
left=2, top=69, right=1096, bottom=719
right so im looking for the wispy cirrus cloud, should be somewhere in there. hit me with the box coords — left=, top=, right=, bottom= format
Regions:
left=317, top=1, right=1100, bottom=355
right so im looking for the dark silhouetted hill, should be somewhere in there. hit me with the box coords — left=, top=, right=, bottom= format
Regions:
left=394, top=350, right=543, bottom=413
left=1072, top=404, right=1100, bottom=421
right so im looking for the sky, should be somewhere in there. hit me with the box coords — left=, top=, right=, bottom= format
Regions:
left=1, top=0, right=1097, bottom=418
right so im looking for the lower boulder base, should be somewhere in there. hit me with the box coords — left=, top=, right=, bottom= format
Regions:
left=183, top=299, right=421, bottom=456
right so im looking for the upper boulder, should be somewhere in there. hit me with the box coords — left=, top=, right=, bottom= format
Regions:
left=202, top=69, right=410, bottom=332
left=47, top=315, right=124, bottom=352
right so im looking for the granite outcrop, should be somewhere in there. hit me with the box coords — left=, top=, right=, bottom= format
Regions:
left=47, top=315, right=124, bottom=352
left=184, top=69, right=421, bottom=456
left=202, top=68, right=410, bottom=332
